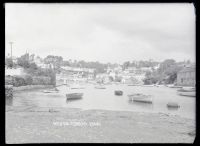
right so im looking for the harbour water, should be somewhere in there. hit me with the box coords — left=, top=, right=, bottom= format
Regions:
left=10, top=84, right=195, bottom=119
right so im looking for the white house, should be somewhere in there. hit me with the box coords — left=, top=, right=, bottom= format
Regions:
left=5, top=67, right=26, bottom=76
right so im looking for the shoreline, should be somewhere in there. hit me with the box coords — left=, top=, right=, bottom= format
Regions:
left=12, top=85, right=54, bottom=92
left=6, top=106, right=195, bottom=143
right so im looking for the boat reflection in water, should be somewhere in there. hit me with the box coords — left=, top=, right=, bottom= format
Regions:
left=66, top=93, right=83, bottom=101
left=128, top=100, right=153, bottom=110
left=128, top=93, right=153, bottom=104
left=167, top=106, right=179, bottom=111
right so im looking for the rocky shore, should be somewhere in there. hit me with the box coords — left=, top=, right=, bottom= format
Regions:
left=6, top=106, right=196, bottom=143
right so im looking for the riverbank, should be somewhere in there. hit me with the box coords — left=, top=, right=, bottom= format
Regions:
left=13, top=85, right=54, bottom=92
left=6, top=106, right=195, bottom=143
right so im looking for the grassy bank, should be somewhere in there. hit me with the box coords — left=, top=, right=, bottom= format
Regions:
left=6, top=106, right=195, bottom=143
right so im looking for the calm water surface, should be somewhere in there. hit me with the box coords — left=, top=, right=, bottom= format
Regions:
left=10, top=84, right=195, bottom=119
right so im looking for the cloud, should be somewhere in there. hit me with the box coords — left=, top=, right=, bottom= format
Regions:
left=5, top=3, right=195, bottom=63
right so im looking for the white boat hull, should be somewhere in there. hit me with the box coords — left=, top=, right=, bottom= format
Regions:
left=128, top=94, right=153, bottom=103
left=178, top=91, right=195, bottom=97
left=95, top=86, right=106, bottom=89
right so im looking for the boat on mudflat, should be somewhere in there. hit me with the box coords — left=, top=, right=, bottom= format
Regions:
left=142, top=84, right=156, bottom=87
left=94, top=85, right=106, bottom=89
left=128, top=94, right=153, bottom=103
left=66, top=93, right=83, bottom=100
left=115, top=90, right=123, bottom=96
left=43, top=88, right=59, bottom=93
left=167, top=102, right=180, bottom=108
left=70, top=85, right=85, bottom=89
left=166, top=84, right=182, bottom=88
left=178, top=91, right=195, bottom=97
left=177, top=87, right=195, bottom=92
left=128, top=84, right=141, bottom=86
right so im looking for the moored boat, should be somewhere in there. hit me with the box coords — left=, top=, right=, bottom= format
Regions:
left=94, top=85, right=106, bottom=89
left=66, top=93, right=83, bottom=100
left=142, top=84, right=156, bottom=87
left=178, top=91, right=195, bottom=97
left=177, top=87, right=195, bottom=92
left=43, top=88, right=59, bottom=93
left=128, top=84, right=141, bottom=86
left=115, top=90, right=123, bottom=96
left=128, top=94, right=153, bottom=103
left=70, top=84, right=85, bottom=89
left=166, top=84, right=182, bottom=88
left=167, top=102, right=180, bottom=108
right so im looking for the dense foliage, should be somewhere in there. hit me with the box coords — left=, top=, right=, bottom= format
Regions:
left=143, top=59, right=184, bottom=85
left=5, top=58, right=14, bottom=68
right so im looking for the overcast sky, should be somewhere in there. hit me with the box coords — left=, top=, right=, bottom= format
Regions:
left=5, top=3, right=195, bottom=64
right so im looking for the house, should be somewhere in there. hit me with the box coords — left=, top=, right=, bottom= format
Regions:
left=5, top=67, right=26, bottom=76
left=177, top=65, right=196, bottom=87
left=56, top=66, right=95, bottom=84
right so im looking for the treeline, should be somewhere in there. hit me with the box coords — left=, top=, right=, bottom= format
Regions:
left=143, top=59, right=191, bottom=85
left=5, top=53, right=192, bottom=78
left=5, top=53, right=56, bottom=86
left=122, top=60, right=159, bottom=70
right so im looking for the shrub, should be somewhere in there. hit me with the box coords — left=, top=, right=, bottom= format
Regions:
left=13, top=75, right=26, bottom=87
left=23, top=75, right=33, bottom=85
left=32, top=76, right=52, bottom=85
left=5, top=75, right=14, bottom=85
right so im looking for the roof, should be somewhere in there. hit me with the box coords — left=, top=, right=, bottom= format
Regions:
left=179, top=66, right=195, bottom=73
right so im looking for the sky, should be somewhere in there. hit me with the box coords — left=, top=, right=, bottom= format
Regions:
left=5, top=3, right=195, bottom=64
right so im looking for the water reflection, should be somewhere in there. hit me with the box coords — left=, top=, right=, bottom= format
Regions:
left=128, top=100, right=154, bottom=110
left=11, top=84, right=195, bottom=119
left=66, top=98, right=83, bottom=103
left=167, top=106, right=180, bottom=111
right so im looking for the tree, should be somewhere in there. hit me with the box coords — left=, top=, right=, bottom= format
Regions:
left=108, top=76, right=114, bottom=82
left=158, top=59, right=176, bottom=73
left=29, top=54, right=35, bottom=62
left=44, top=55, right=63, bottom=72
left=62, top=60, right=70, bottom=66
left=17, top=53, right=30, bottom=68
left=122, top=61, right=130, bottom=70
left=5, top=57, right=13, bottom=68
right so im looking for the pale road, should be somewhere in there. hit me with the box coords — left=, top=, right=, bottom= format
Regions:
left=6, top=106, right=195, bottom=143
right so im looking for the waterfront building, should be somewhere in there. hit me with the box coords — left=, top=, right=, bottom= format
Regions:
left=5, top=67, right=26, bottom=76
left=177, top=65, right=196, bottom=87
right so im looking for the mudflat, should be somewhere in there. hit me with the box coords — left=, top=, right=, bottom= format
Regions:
left=6, top=106, right=195, bottom=143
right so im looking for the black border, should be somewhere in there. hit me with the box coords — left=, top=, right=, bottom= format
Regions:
left=1, top=0, right=198, bottom=144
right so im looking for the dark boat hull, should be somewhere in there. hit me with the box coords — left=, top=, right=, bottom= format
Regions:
left=66, top=93, right=83, bottom=100
left=115, top=91, right=123, bottom=96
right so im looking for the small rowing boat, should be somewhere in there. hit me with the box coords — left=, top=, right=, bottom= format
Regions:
left=178, top=91, right=195, bottom=97
left=70, top=84, right=85, bottom=89
left=115, top=90, right=123, bottom=96
left=66, top=93, right=83, bottom=100
left=166, top=84, right=182, bottom=88
left=43, top=88, right=59, bottom=93
left=167, top=102, right=180, bottom=108
left=177, top=87, right=195, bottom=92
left=128, top=84, right=141, bottom=86
left=142, top=85, right=156, bottom=87
left=128, top=94, right=153, bottom=103
left=94, top=86, right=106, bottom=89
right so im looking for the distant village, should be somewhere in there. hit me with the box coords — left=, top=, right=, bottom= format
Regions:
left=5, top=52, right=196, bottom=87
